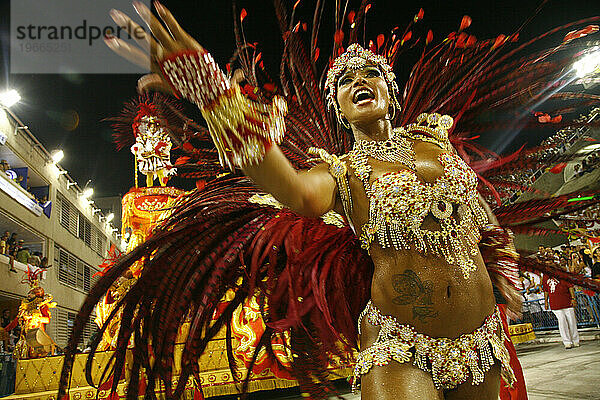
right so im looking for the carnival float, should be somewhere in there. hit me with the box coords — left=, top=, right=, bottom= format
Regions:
left=8, top=94, right=351, bottom=400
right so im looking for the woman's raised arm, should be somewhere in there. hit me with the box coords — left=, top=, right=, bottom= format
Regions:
left=106, top=1, right=339, bottom=217
left=243, top=146, right=339, bottom=217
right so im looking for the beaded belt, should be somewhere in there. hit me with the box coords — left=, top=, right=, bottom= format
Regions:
left=353, top=301, right=515, bottom=392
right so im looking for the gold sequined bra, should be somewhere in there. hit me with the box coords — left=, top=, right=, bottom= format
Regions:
left=353, top=145, right=488, bottom=278
left=312, top=114, right=489, bottom=279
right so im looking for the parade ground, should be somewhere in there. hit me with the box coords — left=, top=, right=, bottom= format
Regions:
left=518, top=339, right=599, bottom=399
left=239, top=329, right=600, bottom=400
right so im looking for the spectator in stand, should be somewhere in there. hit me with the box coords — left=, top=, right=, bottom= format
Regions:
left=539, top=245, right=556, bottom=261
left=1, top=310, right=11, bottom=328
left=553, top=249, right=562, bottom=262
left=40, top=256, right=51, bottom=269
left=592, top=251, right=600, bottom=281
left=0, top=232, right=8, bottom=255
left=579, top=246, right=593, bottom=269
left=15, top=246, right=30, bottom=264
left=0, top=309, right=13, bottom=352
left=536, top=245, right=545, bottom=259
left=536, top=245, right=552, bottom=262
left=8, top=240, right=20, bottom=258
left=568, top=252, right=585, bottom=274
left=542, top=265, right=580, bottom=349
left=581, top=260, right=592, bottom=278
left=6, top=233, right=17, bottom=251
left=4, top=235, right=18, bottom=273
left=572, top=163, right=582, bottom=178
left=14, top=239, right=23, bottom=252
left=0, top=160, right=9, bottom=172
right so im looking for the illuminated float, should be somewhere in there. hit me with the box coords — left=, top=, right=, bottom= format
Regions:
left=4, top=267, right=56, bottom=360
left=9, top=94, right=349, bottom=399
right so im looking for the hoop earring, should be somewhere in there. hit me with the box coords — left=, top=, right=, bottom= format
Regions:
left=387, top=103, right=396, bottom=121
left=340, top=116, right=351, bottom=130
left=337, top=108, right=351, bottom=130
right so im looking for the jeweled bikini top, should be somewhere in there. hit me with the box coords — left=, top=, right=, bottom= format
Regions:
left=351, top=119, right=488, bottom=279
left=310, top=113, right=488, bottom=279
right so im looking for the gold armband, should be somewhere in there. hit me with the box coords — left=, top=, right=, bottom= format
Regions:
left=308, top=148, right=353, bottom=223
left=159, top=50, right=287, bottom=169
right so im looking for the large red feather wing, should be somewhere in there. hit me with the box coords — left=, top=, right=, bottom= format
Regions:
left=58, top=176, right=372, bottom=399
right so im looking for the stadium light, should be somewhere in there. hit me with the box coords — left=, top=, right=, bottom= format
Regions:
left=0, top=90, right=21, bottom=108
left=51, top=150, right=64, bottom=164
left=574, top=49, right=600, bottom=78
left=81, top=187, right=94, bottom=199
left=49, top=164, right=68, bottom=179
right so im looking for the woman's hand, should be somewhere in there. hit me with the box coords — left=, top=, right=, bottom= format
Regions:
left=105, top=2, right=338, bottom=217
left=105, top=0, right=203, bottom=92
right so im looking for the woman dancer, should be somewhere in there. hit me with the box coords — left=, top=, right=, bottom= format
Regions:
left=60, top=2, right=600, bottom=399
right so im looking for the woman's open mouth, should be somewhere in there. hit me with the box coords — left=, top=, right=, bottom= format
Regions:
left=352, top=88, right=375, bottom=105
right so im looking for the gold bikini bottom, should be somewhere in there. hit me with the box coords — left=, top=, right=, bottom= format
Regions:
left=353, top=301, right=515, bottom=392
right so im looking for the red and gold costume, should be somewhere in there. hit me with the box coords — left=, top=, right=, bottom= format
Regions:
left=59, top=3, right=600, bottom=400
left=110, top=94, right=183, bottom=188
left=6, top=268, right=56, bottom=359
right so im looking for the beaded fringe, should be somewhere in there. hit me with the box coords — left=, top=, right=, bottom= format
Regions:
left=353, top=302, right=515, bottom=392
left=201, top=87, right=287, bottom=169
left=363, top=198, right=487, bottom=279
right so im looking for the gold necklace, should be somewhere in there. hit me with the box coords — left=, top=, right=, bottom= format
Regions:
left=352, top=135, right=415, bottom=166
left=349, top=130, right=418, bottom=197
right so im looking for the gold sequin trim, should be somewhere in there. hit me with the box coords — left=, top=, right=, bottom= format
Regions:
left=308, top=147, right=353, bottom=224
left=248, top=193, right=346, bottom=228
left=348, top=125, right=488, bottom=279
left=353, top=301, right=515, bottom=392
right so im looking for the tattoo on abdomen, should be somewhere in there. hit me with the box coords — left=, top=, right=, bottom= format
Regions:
left=391, top=270, right=439, bottom=322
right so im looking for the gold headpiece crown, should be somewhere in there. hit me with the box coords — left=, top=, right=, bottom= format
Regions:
left=325, top=44, right=400, bottom=123
left=405, top=113, right=454, bottom=142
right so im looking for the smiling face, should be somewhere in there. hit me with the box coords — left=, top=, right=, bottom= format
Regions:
left=336, top=65, right=390, bottom=127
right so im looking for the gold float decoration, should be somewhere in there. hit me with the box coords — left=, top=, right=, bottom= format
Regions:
left=5, top=268, right=57, bottom=360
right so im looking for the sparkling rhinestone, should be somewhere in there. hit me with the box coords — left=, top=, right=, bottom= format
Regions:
left=438, top=115, right=454, bottom=129
left=427, top=113, right=441, bottom=124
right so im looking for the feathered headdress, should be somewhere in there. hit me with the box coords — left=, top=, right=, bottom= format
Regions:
left=108, top=92, right=184, bottom=151
left=22, top=265, right=45, bottom=296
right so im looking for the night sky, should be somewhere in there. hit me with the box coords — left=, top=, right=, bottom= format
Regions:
left=0, top=0, right=598, bottom=197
